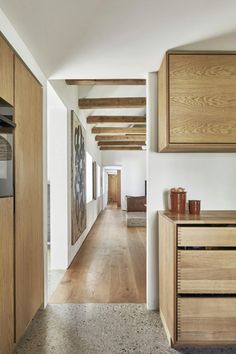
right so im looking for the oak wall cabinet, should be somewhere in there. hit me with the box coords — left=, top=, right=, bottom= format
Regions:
left=159, top=211, right=236, bottom=347
left=14, top=56, right=43, bottom=341
left=0, top=36, right=14, bottom=106
left=0, top=198, right=14, bottom=354
left=158, top=52, right=236, bottom=152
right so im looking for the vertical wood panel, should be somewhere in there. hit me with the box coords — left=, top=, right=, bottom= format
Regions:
left=0, top=35, right=13, bottom=105
left=0, top=197, right=14, bottom=354
left=158, top=55, right=169, bottom=151
left=159, top=214, right=176, bottom=344
left=14, top=56, right=43, bottom=341
left=117, top=170, right=121, bottom=208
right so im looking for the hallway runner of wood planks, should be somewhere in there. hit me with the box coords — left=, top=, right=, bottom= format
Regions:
left=49, top=206, right=146, bottom=303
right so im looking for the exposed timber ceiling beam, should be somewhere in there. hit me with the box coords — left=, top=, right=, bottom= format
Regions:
left=98, top=141, right=145, bottom=146
left=92, top=127, right=146, bottom=134
left=87, top=115, right=146, bottom=124
left=79, top=97, right=146, bottom=109
left=66, top=79, right=146, bottom=86
left=100, top=146, right=143, bottom=151
left=95, top=135, right=146, bottom=141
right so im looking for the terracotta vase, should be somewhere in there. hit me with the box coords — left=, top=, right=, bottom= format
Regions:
left=170, top=191, right=186, bottom=214
left=189, top=200, right=201, bottom=215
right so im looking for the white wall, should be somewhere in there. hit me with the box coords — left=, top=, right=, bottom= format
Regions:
left=49, top=80, right=103, bottom=265
left=147, top=68, right=236, bottom=310
left=47, top=83, right=68, bottom=270
left=102, top=151, right=146, bottom=209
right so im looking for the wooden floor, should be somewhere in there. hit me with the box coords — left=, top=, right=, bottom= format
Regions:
left=50, top=205, right=146, bottom=303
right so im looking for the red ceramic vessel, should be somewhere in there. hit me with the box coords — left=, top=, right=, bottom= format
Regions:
left=170, top=191, right=186, bottom=214
left=189, top=200, right=201, bottom=215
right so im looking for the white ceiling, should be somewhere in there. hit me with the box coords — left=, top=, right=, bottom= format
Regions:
left=1, top=0, right=236, bottom=79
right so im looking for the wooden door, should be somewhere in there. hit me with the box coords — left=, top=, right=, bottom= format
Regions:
left=0, top=35, right=13, bottom=105
left=14, top=56, right=43, bottom=341
left=108, top=174, right=117, bottom=203
left=0, top=198, right=14, bottom=354
left=117, top=170, right=121, bottom=208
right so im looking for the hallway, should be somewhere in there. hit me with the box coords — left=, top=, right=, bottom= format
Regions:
left=50, top=206, right=146, bottom=303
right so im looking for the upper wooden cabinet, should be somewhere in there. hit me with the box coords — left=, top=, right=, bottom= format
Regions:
left=158, top=52, right=236, bottom=152
left=0, top=35, right=14, bottom=105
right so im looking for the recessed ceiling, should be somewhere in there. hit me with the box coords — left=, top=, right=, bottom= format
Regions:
left=1, top=0, right=236, bottom=79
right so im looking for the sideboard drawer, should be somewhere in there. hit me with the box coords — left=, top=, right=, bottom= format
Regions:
left=178, top=227, right=236, bottom=247
left=178, top=250, right=236, bottom=294
left=177, top=297, right=236, bottom=343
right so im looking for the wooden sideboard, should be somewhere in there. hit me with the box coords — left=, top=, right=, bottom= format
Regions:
left=158, top=211, right=236, bottom=347
left=158, top=52, right=236, bottom=152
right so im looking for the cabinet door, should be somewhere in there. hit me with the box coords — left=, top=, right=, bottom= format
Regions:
left=0, top=36, right=13, bottom=105
left=0, top=198, right=14, bottom=354
left=169, top=54, right=236, bottom=144
left=14, top=56, right=43, bottom=341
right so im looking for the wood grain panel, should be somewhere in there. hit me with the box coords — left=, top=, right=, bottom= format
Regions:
left=178, top=227, right=236, bottom=247
left=0, top=198, right=14, bottom=354
left=169, top=54, right=236, bottom=144
left=14, top=56, right=44, bottom=341
left=178, top=297, right=236, bottom=343
left=159, top=214, right=176, bottom=344
left=0, top=35, right=13, bottom=105
left=178, top=250, right=236, bottom=293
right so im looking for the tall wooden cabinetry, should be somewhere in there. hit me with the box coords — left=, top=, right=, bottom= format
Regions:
left=159, top=211, right=236, bottom=347
left=0, top=35, right=13, bottom=105
left=14, top=56, right=43, bottom=341
left=0, top=33, right=44, bottom=353
left=158, top=52, right=236, bottom=152
left=0, top=198, right=14, bottom=354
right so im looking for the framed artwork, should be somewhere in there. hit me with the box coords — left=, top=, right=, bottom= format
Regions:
left=92, top=161, right=97, bottom=200
left=71, top=110, right=86, bottom=245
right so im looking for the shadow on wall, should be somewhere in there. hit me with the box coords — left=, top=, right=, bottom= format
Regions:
left=163, top=190, right=169, bottom=210
left=171, top=29, right=236, bottom=51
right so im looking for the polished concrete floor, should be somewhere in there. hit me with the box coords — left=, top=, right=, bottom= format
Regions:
left=15, top=304, right=236, bottom=354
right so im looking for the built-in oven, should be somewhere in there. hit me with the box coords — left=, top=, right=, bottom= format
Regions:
left=0, top=104, right=15, bottom=197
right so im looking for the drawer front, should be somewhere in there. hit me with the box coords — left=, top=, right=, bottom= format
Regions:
left=177, top=297, right=236, bottom=343
left=178, top=250, right=236, bottom=294
left=178, top=227, right=236, bottom=247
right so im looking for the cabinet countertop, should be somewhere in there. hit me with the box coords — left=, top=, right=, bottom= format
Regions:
left=158, top=210, right=236, bottom=224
